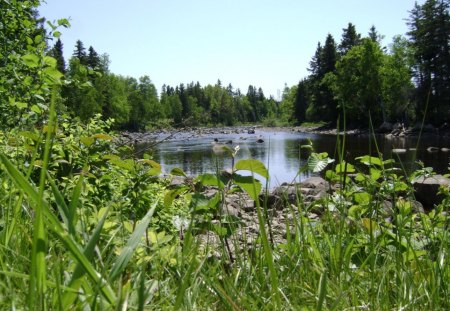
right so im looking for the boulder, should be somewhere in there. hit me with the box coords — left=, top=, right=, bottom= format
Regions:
left=392, top=148, right=407, bottom=154
left=264, top=177, right=329, bottom=211
left=413, top=174, right=450, bottom=209
left=378, top=122, right=393, bottom=133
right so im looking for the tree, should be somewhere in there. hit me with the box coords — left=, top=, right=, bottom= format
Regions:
left=87, top=46, right=100, bottom=70
left=306, top=34, right=338, bottom=122
left=408, top=0, right=450, bottom=124
left=339, top=23, right=362, bottom=55
left=381, top=36, right=414, bottom=122
left=73, top=40, right=87, bottom=65
left=48, top=38, right=66, bottom=73
left=331, top=39, right=385, bottom=126
left=293, top=79, right=309, bottom=123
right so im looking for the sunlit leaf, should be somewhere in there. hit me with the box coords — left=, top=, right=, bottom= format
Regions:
left=335, top=162, right=355, bottom=174
left=197, top=173, right=225, bottom=188
left=235, top=159, right=268, bottom=179
left=80, top=136, right=95, bottom=147
left=356, top=155, right=383, bottom=167
left=170, top=167, right=186, bottom=177
left=22, top=54, right=40, bottom=68
left=92, top=133, right=113, bottom=141
left=233, top=173, right=261, bottom=201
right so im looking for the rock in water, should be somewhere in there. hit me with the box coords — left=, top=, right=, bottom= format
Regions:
left=413, top=174, right=450, bottom=209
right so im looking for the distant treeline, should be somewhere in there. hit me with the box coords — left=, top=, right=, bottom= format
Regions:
left=2, top=0, right=449, bottom=131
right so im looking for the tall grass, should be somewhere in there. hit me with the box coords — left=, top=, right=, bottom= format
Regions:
left=0, top=95, right=448, bottom=309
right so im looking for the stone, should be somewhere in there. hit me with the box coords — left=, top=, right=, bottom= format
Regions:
left=378, top=121, right=393, bottom=133
left=392, top=148, right=407, bottom=154
left=427, top=146, right=439, bottom=152
left=413, top=174, right=450, bottom=208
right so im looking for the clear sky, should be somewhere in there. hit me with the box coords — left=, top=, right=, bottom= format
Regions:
left=39, top=0, right=422, bottom=99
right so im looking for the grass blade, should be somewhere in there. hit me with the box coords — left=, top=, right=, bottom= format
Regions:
left=0, top=153, right=117, bottom=305
left=62, top=207, right=110, bottom=306
left=108, top=201, right=158, bottom=281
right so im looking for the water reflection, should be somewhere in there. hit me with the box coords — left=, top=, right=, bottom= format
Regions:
left=140, top=131, right=450, bottom=188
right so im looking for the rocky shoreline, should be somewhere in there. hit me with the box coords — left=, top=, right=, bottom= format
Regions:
left=168, top=174, right=449, bottom=256
left=120, top=122, right=450, bottom=146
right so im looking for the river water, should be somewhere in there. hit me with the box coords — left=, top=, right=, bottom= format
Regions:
left=142, top=130, right=450, bottom=188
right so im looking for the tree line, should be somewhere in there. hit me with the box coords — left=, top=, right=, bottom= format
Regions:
left=1, top=0, right=449, bottom=132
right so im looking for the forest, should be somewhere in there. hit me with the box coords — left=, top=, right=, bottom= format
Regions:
left=29, top=0, right=449, bottom=131
left=0, top=0, right=449, bottom=309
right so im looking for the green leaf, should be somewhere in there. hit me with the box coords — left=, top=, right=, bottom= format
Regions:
left=80, top=136, right=95, bottom=147
left=164, top=186, right=188, bottom=208
left=44, top=56, right=57, bottom=68
left=109, top=202, right=158, bottom=281
left=235, top=159, right=268, bottom=179
left=92, top=133, right=113, bottom=141
left=353, top=192, right=371, bottom=205
left=170, top=167, right=187, bottom=177
left=190, top=193, right=211, bottom=211
left=31, top=105, right=42, bottom=114
left=109, top=159, right=135, bottom=172
left=303, top=153, right=334, bottom=173
left=43, top=67, right=63, bottom=84
left=335, top=162, right=355, bottom=174
left=15, top=102, right=28, bottom=109
left=22, top=54, right=40, bottom=68
left=233, top=174, right=261, bottom=201
left=356, top=155, right=383, bottom=167
left=138, top=159, right=161, bottom=176
left=197, top=173, right=225, bottom=188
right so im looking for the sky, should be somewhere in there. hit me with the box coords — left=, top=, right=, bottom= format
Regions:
left=39, top=0, right=423, bottom=99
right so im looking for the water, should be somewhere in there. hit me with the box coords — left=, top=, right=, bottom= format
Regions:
left=141, top=130, right=450, bottom=188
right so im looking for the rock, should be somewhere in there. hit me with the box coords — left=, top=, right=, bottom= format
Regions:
left=247, top=128, right=255, bottom=134
left=378, top=121, right=394, bottom=133
left=392, top=148, right=407, bottom=154
left=413, top=174, right=450, bottom=208
left=263, top=177, right=329, bottom=211
left=301, top=176, right=329, bottom=190
left=170, top=175, right=187, bottom=186
left=427, top=146, right=439, bottom=152
left=257, top=138, right=264, bottom=143
left=221, top=205, right=241, bottom=217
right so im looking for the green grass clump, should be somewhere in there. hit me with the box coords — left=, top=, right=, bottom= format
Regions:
left=0, top=105, right=448, bottom=309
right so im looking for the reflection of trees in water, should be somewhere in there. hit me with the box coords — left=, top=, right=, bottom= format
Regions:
left=149, top=132, right=450, bottom=182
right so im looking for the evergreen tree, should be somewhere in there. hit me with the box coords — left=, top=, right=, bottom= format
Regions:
left=294, top=79, right=309, bottom=123
left=408, top=0, right=450, bottom=124
left=87, top=46, right=100, bottom=70
left=48, top=38, right=66, bottom=73
left=368, top=25, right=383, bottom=43
left=73, top=40, right=87, bottom=65
left=339, top=23, right=362, bottom=55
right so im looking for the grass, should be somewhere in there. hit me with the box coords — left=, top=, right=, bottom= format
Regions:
left=0, top=101, right=448, bottom=309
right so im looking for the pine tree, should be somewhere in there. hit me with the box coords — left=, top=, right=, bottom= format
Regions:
left=408, top=0, right=450, bottom=124
left=87, top=46, right=100, bottom=70
left=294, top=79, right=309, bottom=123
left=48, top=38, right=66, bottom=73
left=73, top=40, right=87, bottom=65
left=339, top=23, right=362, bottom=55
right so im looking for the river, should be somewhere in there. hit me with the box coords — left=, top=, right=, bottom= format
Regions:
left=139, top=129, right=450, bottom=188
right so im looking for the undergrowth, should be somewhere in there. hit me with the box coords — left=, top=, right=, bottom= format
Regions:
left=0, top=99, right=448, bottom=310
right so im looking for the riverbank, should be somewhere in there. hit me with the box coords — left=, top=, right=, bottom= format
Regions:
left=121, top=122, right=450, bottom=145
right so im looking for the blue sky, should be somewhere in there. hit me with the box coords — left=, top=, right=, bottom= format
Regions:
left=39, top=0, right=422, bottom=99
